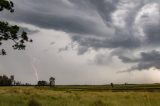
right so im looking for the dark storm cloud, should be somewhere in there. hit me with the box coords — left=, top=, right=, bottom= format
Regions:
left=19, top=27, right=39, bottom=35
left=2, top=0, right=115, bottom=37
left=1, top=0, right=160, bottom=72
left=92, top=0, right=119, bottom=22
left=70, top=0, right=119, bottom=23
left=118, top=55, right=139, bottom=63
left=71, top=26, right=141, bottom=55
left=119, top=50, right=160, bottom=72
left=72, top=33, right=141, bottom=50
left=1, top=0, right=146, bottom=51
left=144, top=23, right=160, bottom=45
left=2, top=0, right=160, bottom=49
left=3, top=10, right=100, bottom=35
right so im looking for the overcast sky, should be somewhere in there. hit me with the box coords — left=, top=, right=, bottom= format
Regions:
left=0, top=0, right=160, bottom=84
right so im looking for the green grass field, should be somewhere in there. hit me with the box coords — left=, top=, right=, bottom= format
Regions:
left=1, top=84, right=160, bottom=106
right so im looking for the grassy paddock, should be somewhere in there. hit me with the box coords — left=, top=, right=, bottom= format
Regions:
left=0, top=84, right=160, bottom=106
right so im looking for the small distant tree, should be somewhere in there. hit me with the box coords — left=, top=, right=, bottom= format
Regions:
left=15, top=81, right=21, bottom=86
left=49, top=77, right=55, bottom=87
left=37, top=80, right=48, bottom=86
left=25, top=83, right=31, bottom=86
left=0, top=74, right=12, bottom=86
left=110, top=83, right=114, bottom=88
left=10, top=75, right=15, bottom=85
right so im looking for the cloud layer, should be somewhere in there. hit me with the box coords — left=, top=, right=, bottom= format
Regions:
left=1, top=0, right=160, bottom=81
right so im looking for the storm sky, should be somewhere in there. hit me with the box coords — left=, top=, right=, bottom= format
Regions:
left=0, top=0, right=160, bottom=84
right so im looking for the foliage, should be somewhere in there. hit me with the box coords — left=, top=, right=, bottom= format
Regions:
left=49, top=77, right=55, bottom=86
left=0, top=0, right=32, bottom=55
left=28, top=99, right=41, bottom=106
left=37, top=77, right=55, bottom=86
left=37, top=80, right=48, bottom=86
left=0, top=75, right=14, bottom=86
left=0, top=0, right=14, bottom=12
left=111, top=82, right=114, bottom=88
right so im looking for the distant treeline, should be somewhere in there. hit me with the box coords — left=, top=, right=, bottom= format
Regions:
left=38, top=77, right=55, bottom=86
left=0, top=75, right=15, bottom=86
left=0, top=75, right=55, bottom=86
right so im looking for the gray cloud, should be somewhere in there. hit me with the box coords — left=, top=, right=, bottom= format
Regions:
left=144, top=23, right=160, bottom=45
left=19, top=27, right=39, bottom=35
left=71, top=29, right=141, bottom=52
left=2, top=0, right=114, bottom=37
left=1, top=0, right=159, bottom=49
left=118, top=55, right=139, bottom=63
left=119, top=50, right=160, bottom=72
left=94, top=52, right=112, bottom=65
left=88, top=0, right=119, bottom=24
left=1, top=0, right=160, bottom=73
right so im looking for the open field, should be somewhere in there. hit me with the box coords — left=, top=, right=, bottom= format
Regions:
left=1, top=84, right=160, bottom=106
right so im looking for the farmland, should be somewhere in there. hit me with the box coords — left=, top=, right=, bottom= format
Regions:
left=0, top=84, right=160, bottom=106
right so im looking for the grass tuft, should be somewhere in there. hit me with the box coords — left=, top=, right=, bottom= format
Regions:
left=28, top=99, right=41, bottom=106
left=93, top=100, right=105, bottom=106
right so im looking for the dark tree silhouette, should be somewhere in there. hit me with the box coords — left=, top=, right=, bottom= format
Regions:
left=49, top=77, right=55, bottom=86
left=37, top=80, right=48, bottom=86
left=0, top=75, right=14, bottom=86
left=110, top=83, right=114, bottom=88
left=10, top=75, right=15, bottom=85
left=15, top=81, right=22, bottom=86
left=0, top=0, right=32, bottom=55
